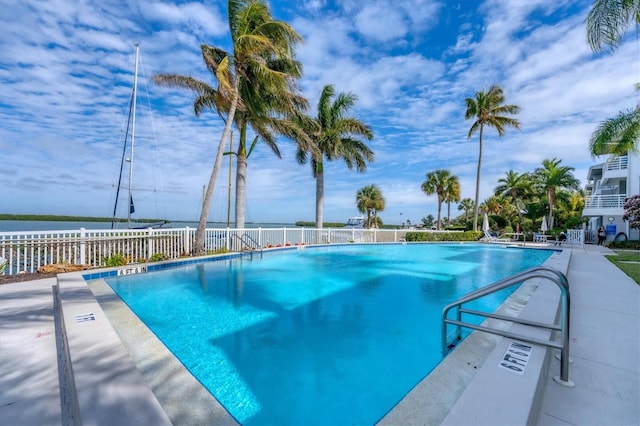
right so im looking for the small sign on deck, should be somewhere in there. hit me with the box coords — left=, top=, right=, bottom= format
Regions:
left=498, top=341, right=532, bottom=375
left=75, top=312, right=96, bottom=323
left=117, top=265, right=148, bottom=276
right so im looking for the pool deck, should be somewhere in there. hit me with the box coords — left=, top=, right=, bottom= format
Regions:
left=0, top=243, right=638, bottom=425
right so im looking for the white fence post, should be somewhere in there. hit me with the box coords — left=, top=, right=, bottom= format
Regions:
left=184, top=227, right=190, bottom=255
left=80, top=228, right=86, bottom=265
left=148, top=228, right=154, bottom=259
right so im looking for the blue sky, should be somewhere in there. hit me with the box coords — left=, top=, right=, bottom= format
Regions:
left=0, top=0, right=637, bottom=225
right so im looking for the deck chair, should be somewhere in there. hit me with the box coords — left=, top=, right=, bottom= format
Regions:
left=482, top=230, right=512, bottom=243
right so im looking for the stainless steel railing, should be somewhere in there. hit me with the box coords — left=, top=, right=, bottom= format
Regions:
left=442, top=266, right=573, bottom=385
left=233, top=233, right=263, bottom=259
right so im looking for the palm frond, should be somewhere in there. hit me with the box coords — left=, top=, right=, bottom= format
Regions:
left=586, top=0, right=640, bottom=52
left=589, top=106, right=640, bottom=155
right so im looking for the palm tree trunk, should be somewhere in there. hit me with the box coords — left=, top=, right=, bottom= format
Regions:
left=437, top=198, right=442, bottom=230
left=315, top=162, right=324, bottom=228
left=235, top=123, right=248, bottom=229
left=194, top=77, right=240, bottom=255
left=315, top=162, right=324, bottom=243
left=548, top=189, right=555, bottom=230
left=235, top=153, right=247, bottom=229
left=473, top=125, right=484, bottom=231
left=447, top=201, right=451, bottom=226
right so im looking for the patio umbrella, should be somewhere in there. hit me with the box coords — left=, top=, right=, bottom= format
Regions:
left=482, top=213, right=490, bottom=233
left=541, top=216, right=548, bottom=234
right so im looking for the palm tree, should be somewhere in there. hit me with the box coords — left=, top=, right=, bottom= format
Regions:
left=153, top=0, right=303, bottom=254
left=457, top=198, right=474, bottom=223
left=356, top=184, right=385, bottom=228
left=296, top=85, right=374, bottom=228
left=532, top=158, right=580, bottom=229
left=443, top=175, right=461, bottom=227
left=587, top=1, right=640, bottom=155
left=421, top=169, right=454, bottom=230
left=495, top=170, right=531, bottom=224
left=465, top=85, right=521, bottom=231
left=586, top=0, right=640, bottom=53
left=482, top=195, right=509, bottom=215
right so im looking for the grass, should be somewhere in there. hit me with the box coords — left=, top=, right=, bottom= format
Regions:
left=605, top=250, right=640, bottom=285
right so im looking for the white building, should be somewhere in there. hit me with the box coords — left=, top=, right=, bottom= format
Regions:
left=582, top=150, right=640, bottom=243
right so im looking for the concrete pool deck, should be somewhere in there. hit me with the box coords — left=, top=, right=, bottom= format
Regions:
left=0, top=243, right=638, bottom=425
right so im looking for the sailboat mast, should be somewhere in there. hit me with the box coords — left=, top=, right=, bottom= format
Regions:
left=127, top=43, right=140, bottom=228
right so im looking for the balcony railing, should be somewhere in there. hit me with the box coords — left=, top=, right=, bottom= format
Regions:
left=584, top=194, right=626, bottom=208
left=605, top=155, right=628, bottom=171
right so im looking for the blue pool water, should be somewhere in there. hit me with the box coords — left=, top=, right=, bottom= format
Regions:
left=105, top=243, right=553, bottom=425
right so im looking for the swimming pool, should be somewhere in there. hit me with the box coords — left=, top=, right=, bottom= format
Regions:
left=105, top=243, right=553, bottom=425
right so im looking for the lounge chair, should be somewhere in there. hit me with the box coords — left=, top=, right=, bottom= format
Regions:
left=482, top=230, right=512, bottom=243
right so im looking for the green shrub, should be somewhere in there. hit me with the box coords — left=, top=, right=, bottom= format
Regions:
left=606, top=240, right=640, bottom=250
left=206, top=247, right=230, bottom=255
left=489, top=215, right=507, bottom=229
left=405, top=231, right=482, bottom=242
left=102, top=253, right=127, bottom=267
left=148, top=253, right=169, bottom=262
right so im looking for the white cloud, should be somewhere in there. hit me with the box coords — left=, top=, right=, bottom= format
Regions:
left=354, top=5, right=408, bottom=42
left=0, top=0, right=636, bottom=226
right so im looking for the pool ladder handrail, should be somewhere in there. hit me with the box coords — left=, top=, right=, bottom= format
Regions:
left=233, top=233, right=263, bottom=259
left=441, top=266, right=573, bottom=386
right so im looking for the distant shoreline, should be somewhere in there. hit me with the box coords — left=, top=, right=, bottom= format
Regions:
left=0, top=214, right=168, bottom=223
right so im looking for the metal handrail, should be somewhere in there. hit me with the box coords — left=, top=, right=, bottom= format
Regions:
left=442, top=266, right=572, bottom=385
left=233, top=233, right=263, bottom=258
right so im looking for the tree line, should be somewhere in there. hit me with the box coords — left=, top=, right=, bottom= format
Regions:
left=422, top=158, right=582, bottom=234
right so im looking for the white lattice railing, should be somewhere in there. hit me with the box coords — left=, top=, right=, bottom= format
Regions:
left=584, top=194, right=627, bottom=208
left=605, top=155, right=628, bottom=171
left=0, top=227, right=426, bottom=275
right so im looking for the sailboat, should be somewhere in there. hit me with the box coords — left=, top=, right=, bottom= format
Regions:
left=111, top=43, right=166, bottom=230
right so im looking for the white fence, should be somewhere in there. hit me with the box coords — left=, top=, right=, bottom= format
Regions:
left=0, top=227, right=420, bottom=275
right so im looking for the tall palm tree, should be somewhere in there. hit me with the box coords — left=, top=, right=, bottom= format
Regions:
left=533, top=158, right=580, bottom=229
left=495, top=170, right=531, bottom=224
left=223, top=33, right=314, bottom=229
left=443, top=175, right=461, bottom=227
left=465, top=85, right=521, bottom=231
left=296, top=84, right=374, bottom=228
left=421, top=169, right=454, bottom=230
left=356, top=184, right=385, bottom=228
left=458, top=198, right=474, bottom=222
left=586, top=0, right=640, bottom=52
left=153, top=0, right=303, bottom=254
